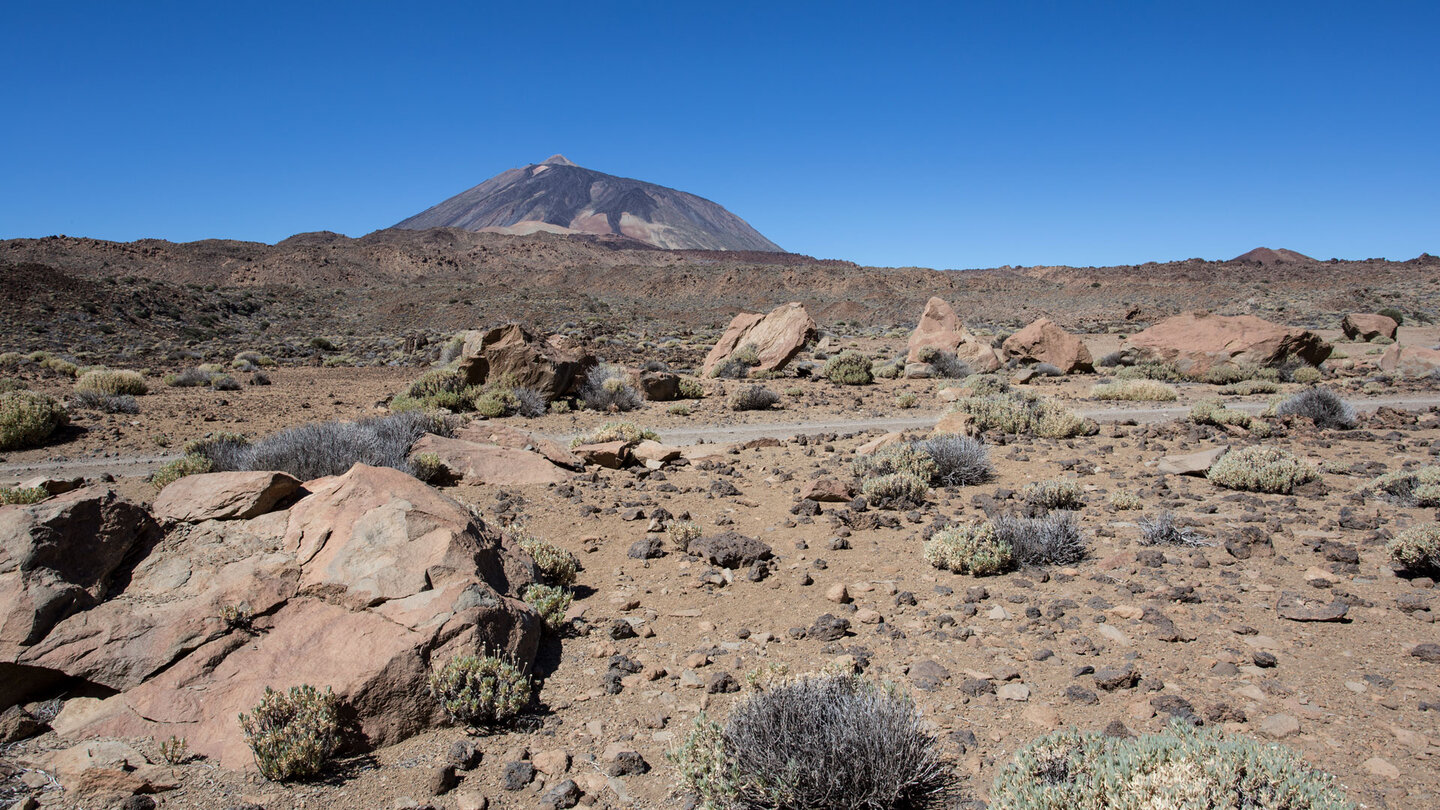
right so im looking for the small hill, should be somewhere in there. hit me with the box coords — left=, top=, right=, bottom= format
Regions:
left=394, top=155, right=783, bottom=252
left=1231, top=247, right=1316, bottom=265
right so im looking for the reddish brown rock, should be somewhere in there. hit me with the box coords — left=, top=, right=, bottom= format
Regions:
left=702, top=302, right=816, bottom=376
left=1378, top=344, right=1440, bottom=377
left=632, top=440, right=682, bottom=465
left=905, top=297, right=1003, bottom=372
left=638, top=371, right=680, bottom=401
left=410, top=434, right=569, bottom=486
left=572, top=440, right=630, bottom=469
left=455, top=423, right=584, bottom=470
left=1002, top=317, right=1094, bottom=373
left=1341, top=313, right=1398, bottom=342
left=1125, top=312, right=1331, bottom=376
left=457, top=323, right=596, bottom=400
left=800, top=479, right=854, bottom=503
left=152, top=471, right=301, bottom=523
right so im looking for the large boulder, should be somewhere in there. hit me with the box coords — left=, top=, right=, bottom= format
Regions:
left=457, top=324, right=596, bottom=400
left=1341, top=313, right=1398, bottom=342
left=42, top=465, right=543, bottom=770
left=1125, top=312, right=1331, bottom=376
left=702, top=302, right=816, bottom=376
left=1001, top=317, right=1094, bottom=373
left=454, top=423, right=584, bottom=471
left=1378, top=344, right=1440, bottom=377
left=637, top=371, right=680, bottom=402
left=905, top=297, right=1003, bottom=372
left=410, top=434, right=570, bottom=486
left=152, top=471, right=301, bottom=524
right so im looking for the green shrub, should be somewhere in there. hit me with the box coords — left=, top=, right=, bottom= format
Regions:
left=1290, top=365, right=1323, bottom=384
left=411, top=452, right=445, bottom=483
left=990, top=721, right=1353, bottom=810
left=472, top=388, right=519, bottom=418
left=668, top=519, right=703, bottom=552
left=40, top=356, right=79, bottom=377
left=824, top=351, right=873, bottom=385
left=427, top=654, right=531, bottom=728
left=861, top=472, right=929, bottom=509
left=925, top=523, right=1013, bottom=576
left=851, top=442, right=939, bottom=484
left=731, top=343, right=761, bottom=367
left=164, top=368, right=214, bottom=387
left=514, top=531, right=578, bottom=586
left=667, top=402, right=691, bottom=416
left=75, top=369, right=148, bottom=396
left=729, top=385, right=780, bottom=411
left=1208, top=445, right=1319, bottom=493
left=0, top=486, right=50, bottom=505
left=949, top=391, right=1086, bottom=438
left=0, top=352, right=20, bottom=368
left=1023, top=479, right=1084, bottom=510
left=1200, top=363, right=1279, bottom=385
left=1365, top=466, right=1440, bottom=507
left=1114, top=361, right=1184, bottom=382
left=1378, top=307, right=1404, bottom=325
left=523, top=584, right=573, bottom=630
left=572, top=421, right=658, bottom=447
left=1089, top=379, right=1177, bottom=401
left=872, top=361, right=903, bottom=380
left=1225, top=379, right=1280, bottom=395
left=151, top=454, right=213, bottom=490
left=238, top=685, right=341, bottom=782
left=0, top=391, right=69, bottom=450
left=211, top=374, right=241, bottom=391
left=1109, top=491, right=1143, bottom=510
left=960, top=373, right=1010, bottom=395
left=1387, top=524, right=1440, bottom=574
left=677, top=377, right=706, bottom=399
left=1190, top=398, right=1252, bottom=429
left=896, top=393, right=919, bottom=409
left=309, top=336, right=337, bottom=352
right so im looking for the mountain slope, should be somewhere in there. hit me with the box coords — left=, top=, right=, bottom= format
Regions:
left=1232, top=247, right=1316, bottom=265
left=394, top=155, right=783, bottom=252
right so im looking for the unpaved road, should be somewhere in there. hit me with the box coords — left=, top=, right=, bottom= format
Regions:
left=4, top=394, right=1437, bottom=484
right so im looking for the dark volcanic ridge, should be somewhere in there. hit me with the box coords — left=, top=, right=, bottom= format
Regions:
left=395, top=155, right=783, bottom=253
left=1231, top=246, right=1317, bottom=265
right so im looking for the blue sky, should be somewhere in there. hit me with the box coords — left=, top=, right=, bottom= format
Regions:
left=2, top=1, right=1436, bottom=268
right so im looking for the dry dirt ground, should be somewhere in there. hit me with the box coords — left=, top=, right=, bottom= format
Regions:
left=4, top=331, right=1440, bottom=809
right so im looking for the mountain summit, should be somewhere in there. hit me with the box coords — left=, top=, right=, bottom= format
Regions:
left=394, top=156, right=782, bottom=252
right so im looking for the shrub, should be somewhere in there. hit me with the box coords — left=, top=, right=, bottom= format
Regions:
left=513, top=529, right=579, bottom=586
left=668, top=519, right=703, bottom=552
left=72, top=390, right=139, bottom=414
left=925, top=522, right=1013, bottom=575
left=1110, top=490, right=1142, bottom=510
left=428, top=654, right=531, bottom=728
left=524, top=584, right=573, bottom=630
left=1114, top=361, right=1184, bottom=382
left=406, top=369, right=465, bottom=401
left=238, top=685, right=340, bottom=782
left=872, top=361, right=903, bottom=379
left=40, top=356, right=79, bottom=377
left=165, top=368, right=214, bottom=387
left=411, top=452, right=445, bottom=483
left=210, top=374, right=241, bottom=391
left=961, top=373, right=1010, bottom=395
left=990, top=721, right=1353, bottom=810
left=1023, top=479, right=1084, bottom=510
left=949, top=392, right=1086, bottom=438
left=667, top=402, right=691, bottom=416
left=915, top=347, right=971, bottom=379
left=1089, top=379, right=1177, bottom=401
left=994, top=512, right=1086, bottom=566
left=581, top=364, right=643, bottom=413
left=151, top=454, right=213, bottom=490
left=573, top=421, right=658, bottom=446
left=1365, top=466, right=1440, bottom=507
left=1189, top=398, right=1252, bottom=429
left=0, top=391, right=69, bottom=450
left=234, top=350, right=274, bottom=368
left=1290, top=365, right=1323, bottom=384
left=711, top=359, right=751, bottom=379
left=309, top=336, right=337, bottom=352
left=1201, top=363, right=1278, bottom=385
left=1378, top=307, right=1404, bottom=325
left=677, top=377, right=706, bottom=399
left=731, top=343, right=761, bottom=367
left=1274, top=387, right=1355, bottom=429
left=670, top=674, right=955, bottom=810
left=861, top=472, right=929, bottom=509
left=1139, top=511, right=1206, bottom=546
left=824, top=351, right=873, bottom=385
left=1208, top=445, right=1319, bottom=493
left=472, top=388, right=519, bottom=418
left=75, top=369, right=148, bottom=396
left=1225, top=379, right=1280, bottom=395
left=729, top=385, right=780, bottom=411
left=193, top=411, right=446, bottom=481
left=1387, top=524, right=1440, bottom=575
left=917, top=435, right=993, bottom=486
left=896, top=392, right=919, bottom=409
left=0, top=486, right=49, bottom=505
left=852, top=443, right=939, bottom=484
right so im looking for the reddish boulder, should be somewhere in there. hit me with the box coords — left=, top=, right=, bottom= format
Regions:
left=1001, top=318, right=1094, bottom=373
left=702, top=302, right=816, bottom=376
left=800, top=479, right=854, bottom=503
left=455, top=423, right=584, bottom=470
left=572, top=440, right=630, bottom=469
left=1341, top=313, right=1398, bottom=342
left=905, top=297, right=1003, bottom=372
left=1378, top=344, right=1440, bottom=377
left=457, top=323, right=596, bottom=400
left=410, top=434, right=570, bottom=486
left=152, top=471, right=301, bottom=523
left=1125, top=312, right=1331, bottom=376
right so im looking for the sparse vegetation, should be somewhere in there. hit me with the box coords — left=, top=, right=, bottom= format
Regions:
left=917, top=435, right=993, bottom=486
left=925, top=522, right=1013, bottom=575
left=1090, top=379, right=1177, bottom=401
left=861, top=471, right=929, bottom=509
left=428, top=654, right=531, bottom=728
left=410, top=451, right=445, bottom=483
left=729, top=385, right=780, bottom=411
left=1274, top=387, right=1355, bottom=429
left=896, top=392, right=919, bottom=409
left=1225, top=379, right=1281, bottom=395
left=1365, top=466, right=1440, bottom=507
left=151, top=454, right=214, bottom=490
left=1208, top=445, right=1319, bottom=493
left=914, top=346, right=971, bottom=378
left=191, top=411, right=447, bottom=481
left=1109, top=490, right=1143, bottom=510
left=1114, top=361, right=1185, bottom=382
left=824, top=350, right=873, bottom=385
left=668, top=519, right=702, bottom=552
left=1139, top=510, right=1206, bottom=546
left=1023, top=479, right=1084, bottom=510
left=239, top=685, right=341, bottom=782
left=1377, top=307, right=1405, bottom=325
left=948, top=391, right=1086, bottom=438
left=677, top=377, right=706, bottom=399
left=523, top=584, right=573, bottom=630
left=1190, top=398, right=1253, bottom=429
left=510, top=525, right=579, bottom=586
left=72, top=390, right=140, bottom=414
left=0, top=390, right=68, bottom=450
left=75, top=368, right=148, bottom=396
left=1387, top=524, right=1440, bottom=575
left=0, top=486, right=50, bottom=505
left=573, top=421, right=659, bottom=446
left=993, top=512, right=1087, bottom=566
left=670, top=674, right=955, bottom=810
left=581, top=364, right=643, bottom=412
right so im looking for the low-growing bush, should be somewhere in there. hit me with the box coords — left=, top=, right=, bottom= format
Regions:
left=667, top=402, right=691, bottom=416
left=1225, top=379, right=1281, bottom=395
left=193, top=411, right=447, bottom=481
left=729, top=385, right=780, bottom=411
left=1208, top=445, right=1319, bottom=493
left=1190, top=398, right=1252, bottom=429
left=915, top=346, right=971, bottom=379
left=1110, top=490, right=1143, bottom=510
left=731, top=343, right=761, bottom=367
left=239, top=685, right=340, bottom=782
left=668, top=519, right=702, bottom=552
left=512, top=528, right=579, bottom=586
left=1114, top=361, right=1185, bottom=382
left=917, top=435, right=993, bottom=486
left=949, top=391, right=1086, bottom=438
left=1139, top=510, right=1206, bottom=546
left=872, top=360, right=903, bottom=379
left=210, top=374, right=241, bottom=391
left=573, top=421, right=658, bottom=447
left=1364, top=466, right=1440, bottom=507
left=1387, top=524, right=1440, bottom=575
left=925, top=522, right=1013, bottom=575
left=75, top=369, right=148, bottom=396
left=824, top=351, right=873, bottom=385
left=1290, top=365, right=1323, bottom=384
left=990, top=721, right=1353, bottom=810
left=581, top=364, right=643, bottom=412
left=524, top=584, right=573, bottom=630
left=151, top=454, right=213, bottom=490
left=428, top=654, right=531, bottom=728
left=861, top=471, right=929, bottom=509
left=960, top=373, right=1010, bottom=395
left=670, top=674, right=955, bottom=810
left=0, top=391, right=69, bottom=450
left=851, top=442, right=939, bottom=484
left=0, top=486, right=50, bottom=505
left=72, top=390, right=140, bottom=414
left=472, top=388, right=518, bottom=418
left=896, top=392, right=919, bottom=409
left=993, top=512, right=1087, bottom=566
left=1022, top=479, right=1084, bottom=510
left=164, top=368, right=214, bottom=387
left=1089, top=379, right=1177, bottom=401
left=1274, top=387, right=1355, bottom=429
left=676, top=377, right=706, bottom=399
left=1377, top=307, right=1405, bottom=325
left=1201, top=362, right=1279, bottom=385
left=410, top=451, right=445, bottom=483
left=711, top=359, right=751, bottom=379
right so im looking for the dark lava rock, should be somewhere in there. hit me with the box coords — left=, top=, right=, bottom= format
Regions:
left=689, top=531, right=773, bottom=569
left=809, top=613, right=851, bottom=641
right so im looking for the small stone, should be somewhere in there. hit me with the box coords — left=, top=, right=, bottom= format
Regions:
left=454, top=790, right=489, bottom=810
left=707, top=672, right=741, bottom=694
left=1363, top=757, right=1400, bottom=779
left=501, top=760, right=536, bottom=790
left=826, top=583, right=851, bottom=603
left=1411, top=643, right=1440, bottom=663
left=538, top=779, right=582, bottom=810
left=809, top=613, right=850, bottom=641
left=997, top=683, right=1031, bottom=702
left=1094, top=664, right=1140, bottom=691
left=1252, top=651, right=1277, bottom=668
left=1259, top=713, right=1300, bottom=739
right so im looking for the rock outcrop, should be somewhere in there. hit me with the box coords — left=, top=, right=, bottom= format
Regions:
left=457, top=323, right=596, bottom=400
left=152, top=471, right=301, bottom=524
left=905, top=297, right=1003, bottom=372
left=410, top=434, right=571, bottom=486
left=1378, top=344, right=1440, bottom=377
left=1125, top=312, right=1331, bottom=376
left=1001, top=317, right=1094, bottom=373
left=1341, top=313, right=1398, bottom=342
left=702, top=302, right=816, bottom=376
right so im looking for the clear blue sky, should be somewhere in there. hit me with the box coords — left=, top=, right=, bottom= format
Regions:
left=2, top=1, right=1436, bottom=269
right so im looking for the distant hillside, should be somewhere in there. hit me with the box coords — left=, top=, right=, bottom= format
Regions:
left=394, top=155, right=783, bottom=252
left=1232, top=247, right=1316, bottom=265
